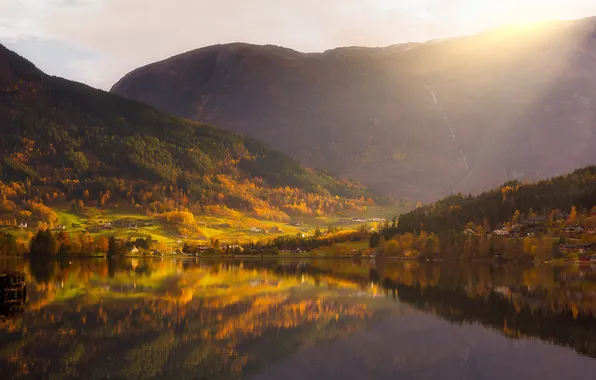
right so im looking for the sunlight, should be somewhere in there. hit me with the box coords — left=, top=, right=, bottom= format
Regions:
left=391, top=0, right=585, bottom=30
left=452, top=0, right=558, bottom=27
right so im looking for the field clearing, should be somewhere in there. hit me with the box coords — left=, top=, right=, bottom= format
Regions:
left=2, top=203, right=396, bottom=250
left=312, top=240, right=370, bottom=256
left=55, top=210, right=87, bottom=228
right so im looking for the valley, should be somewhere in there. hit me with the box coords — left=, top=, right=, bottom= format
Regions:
left=0, top=43, right=398, bottom=256
left=4, top=4, right=596, bottom=380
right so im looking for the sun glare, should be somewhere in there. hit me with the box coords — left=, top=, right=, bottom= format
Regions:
left=448, top=0, right=572, bottom=30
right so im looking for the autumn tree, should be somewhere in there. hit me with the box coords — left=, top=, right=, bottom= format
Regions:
left=385, top=240, right=400, bottom=256
left=568, top=206, right=578, bottom=224
left=95, top=236, right=109, bottom=253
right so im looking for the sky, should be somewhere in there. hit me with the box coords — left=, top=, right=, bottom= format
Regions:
left=1, top=0, right=596, bottom=90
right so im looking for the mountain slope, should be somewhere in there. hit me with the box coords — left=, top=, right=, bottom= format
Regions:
left=0, top=44, right=380, bottom=219
left=111, top=17, right=596, bottom=201
left=392, top=165, right=596, bottom=236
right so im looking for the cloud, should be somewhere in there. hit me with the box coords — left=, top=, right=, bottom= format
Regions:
left=1, top=0, right=596, bottom=89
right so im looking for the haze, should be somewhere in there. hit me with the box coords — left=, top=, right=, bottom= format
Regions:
left=1, top=0, right=595, bottom=90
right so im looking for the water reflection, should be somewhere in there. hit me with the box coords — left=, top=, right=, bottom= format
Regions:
left=0, top=258, right=596, bottom=379
left=0, top=258, right=391, bottom=379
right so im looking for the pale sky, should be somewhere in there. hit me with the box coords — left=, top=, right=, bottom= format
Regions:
left=1, top=0, right=595, bottom=90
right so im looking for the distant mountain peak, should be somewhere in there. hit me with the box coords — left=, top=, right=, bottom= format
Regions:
left=111, top=17, right=596, bottom=201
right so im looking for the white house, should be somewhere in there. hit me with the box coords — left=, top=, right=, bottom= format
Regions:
left=130, top=246, right=140, bottom=255
left=250, top=227, right=263, bottom=233
left=18, top=222, right=28, bottom=229
left=493, top=227, right=510, bottom=236
left=226, top=244, right=244, bottom=252
left=566, top=226, right=585, bottom=233
left=464, top=228, right=478, bottom=236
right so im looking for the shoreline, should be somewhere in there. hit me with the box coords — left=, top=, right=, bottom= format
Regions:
left=3, top=255, right=595, bottom=264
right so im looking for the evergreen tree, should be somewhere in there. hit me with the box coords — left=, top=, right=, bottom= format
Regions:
left=30, top=230, right=55, bottom=257
left=108, top=236, right=118, bottom=257
left=369, top=232, right=381, bottom=248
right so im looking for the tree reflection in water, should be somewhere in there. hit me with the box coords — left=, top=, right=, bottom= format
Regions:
left=0, top=258, right=596, bottom=379
left=0, top=258, right=383, bottom=379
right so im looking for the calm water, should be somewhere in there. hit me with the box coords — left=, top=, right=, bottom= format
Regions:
left=1, top=258, right=596, bottom=380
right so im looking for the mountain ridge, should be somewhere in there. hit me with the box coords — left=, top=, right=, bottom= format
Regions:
left=111, top=17, right=596, bottom=201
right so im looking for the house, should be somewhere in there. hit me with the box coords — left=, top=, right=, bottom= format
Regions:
left=351, top=218, right=367, bottom=223
left=196, top=245, right=210, bottom=253
left=527, top=225, right=547, bottom=234
left=493, top=227, right=510, bottom=236
left=226, top=244, right=244, bottom=252
left=523, top=216, right=548, bottom=225
left=18, top=222, right=28, bottom=229
left=55, top=224, right=66, bottom=230
left=463, top=228, right=478, bottom=236
left=559, top=243, right=596, bottom=254
left=566, top=225, right=585, bottom=234
left=101, top=222, right=113, bottom=230
left=124, top=221, right=138, bottom=229
left=289, top=221, right=303, bottom=226
left=130, top=246, right=140, bottom=255
left=249, top=227, right=263, bottom=233
left=587, top=227, right=596, bottom=235
left=269, top=226, right=284, bottom=234
left=506, top=224, right=528, bottom=237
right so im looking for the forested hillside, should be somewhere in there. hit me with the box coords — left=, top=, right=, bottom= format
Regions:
left=367, top=166, right=596, bottom=262
left=393, top=166, right=596, bottom=235
left=0, top=43, right=381, bottom=225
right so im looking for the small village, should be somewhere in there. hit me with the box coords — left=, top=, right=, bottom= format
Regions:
left=487, top=208, right=596, bottom=260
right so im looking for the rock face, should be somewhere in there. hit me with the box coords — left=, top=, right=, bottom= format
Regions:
left=111, top=17, right=596, bottom=201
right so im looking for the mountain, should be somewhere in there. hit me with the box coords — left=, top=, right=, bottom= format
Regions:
left=0, top=44, right=381, bottom=219
left=111, top=17, right=596, bottom=201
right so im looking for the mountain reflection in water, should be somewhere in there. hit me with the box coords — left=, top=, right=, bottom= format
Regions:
left=0, top=258, right=596, bottom=380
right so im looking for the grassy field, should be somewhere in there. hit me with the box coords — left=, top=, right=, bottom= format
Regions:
left=2, top=204, right=396, bottom=250
left=310, top=240, right=370, bottom=256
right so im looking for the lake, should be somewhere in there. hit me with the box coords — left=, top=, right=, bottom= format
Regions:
left=1, top=257, right=596, bottom=379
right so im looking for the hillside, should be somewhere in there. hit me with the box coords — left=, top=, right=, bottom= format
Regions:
left=392, top=165, right=596, bottom=236
left=0, top=43, right=381, bottom=225
left=112, top=17, right=596, bottom=201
